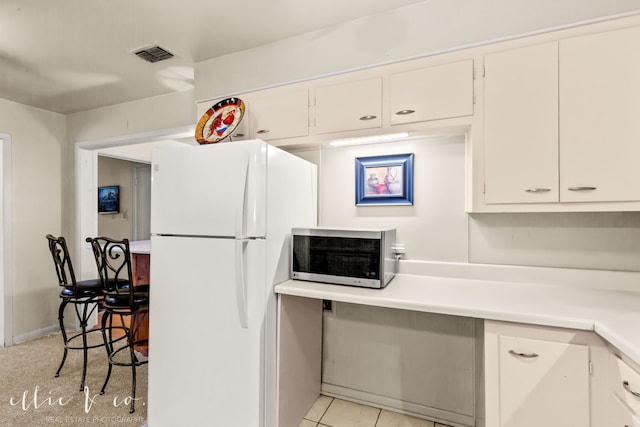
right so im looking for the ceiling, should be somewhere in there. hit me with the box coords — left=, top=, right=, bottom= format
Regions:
left=0, top=0, right=425, bottom=115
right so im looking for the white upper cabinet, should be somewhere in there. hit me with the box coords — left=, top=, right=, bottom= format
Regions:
left=249, top=86, right=309, bottom=142
left=314, top=77, right=382, bottom=134
left=481, top=24, right=640, bottom=210
left=559, top=26, right=640, bottom=203
left=390, top=60, right=474, bottom=125
left=484, top=43, right=559, bottom=204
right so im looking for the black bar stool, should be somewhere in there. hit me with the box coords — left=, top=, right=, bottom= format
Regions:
left=46, top=234, right=105, bottom=391
left=86, top=236, right=149, bottom=413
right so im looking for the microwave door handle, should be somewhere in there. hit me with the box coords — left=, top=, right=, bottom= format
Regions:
left=234, top=239, right=249, bottom=329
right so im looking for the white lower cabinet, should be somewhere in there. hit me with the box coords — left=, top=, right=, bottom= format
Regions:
left=609, top=393, right=640, bottom=427
left=608, top=352, right=640, bottom=425
left=485, top=320, right=606, bottom=427
left=497, top=335, right=589, bottom=426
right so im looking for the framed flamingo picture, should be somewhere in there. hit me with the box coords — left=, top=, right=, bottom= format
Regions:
left=355, top=153, right=414, bottom=206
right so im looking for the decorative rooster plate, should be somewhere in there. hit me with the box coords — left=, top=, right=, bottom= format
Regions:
left=195, top=97, right=245, bottom=144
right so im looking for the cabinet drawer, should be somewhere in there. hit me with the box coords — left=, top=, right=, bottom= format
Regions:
left=609, top=353, right=640, bottom=415
left=610, top=393, right=640, bottom=427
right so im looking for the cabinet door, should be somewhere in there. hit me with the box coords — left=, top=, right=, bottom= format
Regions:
left=608, top=353, right=640, bottom=416
left=250, top=87, right=309, bottom=141
left=560, top=27, right=640, bottom=203
left=484, top=42, right=559, bottom=204
left=314, top=77, right=382, bottom=134
left=609, top=393, right=640, bottom=427
left=390, top=60, right=474, bottom=125
left=498, top=335, right=590, bottom=427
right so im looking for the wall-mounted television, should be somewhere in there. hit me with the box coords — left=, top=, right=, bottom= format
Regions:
left=98, top=185, right=120, bottom=214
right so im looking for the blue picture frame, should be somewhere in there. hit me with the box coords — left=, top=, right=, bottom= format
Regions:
left=355, top=153, right=414, bottom=206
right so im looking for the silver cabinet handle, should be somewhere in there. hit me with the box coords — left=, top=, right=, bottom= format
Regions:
left=256, top=129, right=270, bottom=134
left=623, top=380, right=640, bottom=398
left=509, top=349, right=539, bottom=358
left=525, top=188, right=551, bottom=193
left=568, top=186, right=597, bottom=191
left=395, top=109, right=415, bottom=115
left=359, top=115, right=377, bottom=121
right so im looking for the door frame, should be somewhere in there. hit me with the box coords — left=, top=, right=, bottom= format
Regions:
left=0, top=133, right=13, bottom=346
left=134, top=164, right=152, bottom=240
left=74, top=125, right=193, bottom=280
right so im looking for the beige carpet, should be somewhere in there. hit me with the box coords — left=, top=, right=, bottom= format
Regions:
left=0, top=331, right=147, bottom=427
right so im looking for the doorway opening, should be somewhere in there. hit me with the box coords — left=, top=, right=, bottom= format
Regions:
left=75, top=125, right=194, bottom=281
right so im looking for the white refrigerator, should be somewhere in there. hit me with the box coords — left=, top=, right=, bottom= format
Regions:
left=147, top=139, right=317, bottom=427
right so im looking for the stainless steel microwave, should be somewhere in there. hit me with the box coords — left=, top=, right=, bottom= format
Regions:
left=290, top=227, right=397, bottom=288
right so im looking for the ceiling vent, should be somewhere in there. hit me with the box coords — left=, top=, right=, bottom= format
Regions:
left=134, top=45, right=174, bottom=63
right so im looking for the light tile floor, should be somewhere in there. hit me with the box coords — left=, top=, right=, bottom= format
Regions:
left=300, top=395, right=453, bottom=427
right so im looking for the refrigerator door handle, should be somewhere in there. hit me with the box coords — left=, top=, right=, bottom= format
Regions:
left=234, top=239, right=249, bottom=329
left=235, top=159, right=250, bottom=239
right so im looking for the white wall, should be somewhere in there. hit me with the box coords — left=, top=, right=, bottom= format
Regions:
left=293, top=138, right=640, bottom=272
left=469, top=213, right=640, bottom=271
left=293, top=136, right=468, bottom=262
left=0, top=99, right=65, bottom=340
left=66, top=89, right=196, bottom=144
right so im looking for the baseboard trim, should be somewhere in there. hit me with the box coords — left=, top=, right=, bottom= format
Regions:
left=13, top=324, right=60, bottom=345
left=321, top=383, right=474, bottom=427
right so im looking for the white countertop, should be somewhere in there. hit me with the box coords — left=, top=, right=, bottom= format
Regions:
left=275, top=267, right=640, bottom=366
left=128, top=239, right=151, bottom=254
